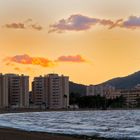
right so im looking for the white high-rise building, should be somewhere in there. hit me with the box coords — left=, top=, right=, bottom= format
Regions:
left=0, top=74, right=8, bottom=108
left=6, top=74, right=29, bottom=108
left=32, top=74, right=69, bottom=109
left=32, top=76, right=47, bottom=106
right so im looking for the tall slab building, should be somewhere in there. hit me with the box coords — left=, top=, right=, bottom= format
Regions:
left=0, top=74, right=8, bottom=108
left=32, top=74, right=69, bottom=109
left=6, top=74, right=29, bottom=108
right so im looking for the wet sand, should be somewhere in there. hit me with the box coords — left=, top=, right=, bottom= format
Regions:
left=0, top=127, right=119, bottom=140
left=0, top=128, right=83, bottom=140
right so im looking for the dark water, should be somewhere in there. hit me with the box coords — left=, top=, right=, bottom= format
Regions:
left=0, top=110, right=139, bottom=139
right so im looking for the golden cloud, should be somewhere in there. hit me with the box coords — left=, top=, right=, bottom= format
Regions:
left=4, top=54, right=87, bottom=68
left=5, top=54, right=54, bottom=67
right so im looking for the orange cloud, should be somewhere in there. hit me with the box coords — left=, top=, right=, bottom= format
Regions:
left=57, top=55, right=86, bottom=62
left=5, top=62, right=15, bottom=66
left=4, top=54, right=87, bottom=68
left=14, top=67, right=22, bottom=72
left=5, top=54, right=54, bottom=67
left=13, top=67, right=35, bottom=73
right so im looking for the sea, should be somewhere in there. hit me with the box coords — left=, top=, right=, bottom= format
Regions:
left=0, top=110, right=139, bottom=139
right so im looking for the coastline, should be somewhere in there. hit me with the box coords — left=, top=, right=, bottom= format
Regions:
left=0, top=127, right=124, bottom=140
left=0, top=127, right=82, bottom=140
left=0, top=108, right=139, bottom=114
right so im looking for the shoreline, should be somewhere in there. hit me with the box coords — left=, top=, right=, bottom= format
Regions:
left=0, top=127, right=83, bottom=140
left=0, top=108, right=139, bottom=114
left=0, top=127, right=126, bottom=140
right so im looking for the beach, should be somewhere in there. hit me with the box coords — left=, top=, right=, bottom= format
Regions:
left=0, top=128, right=83, bottom=140
left=0, top=127, right=116, bottom=140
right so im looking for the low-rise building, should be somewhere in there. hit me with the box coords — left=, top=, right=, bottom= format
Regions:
left=104, top=88, right=140, bottom=107
left=86, top=84, right=115, bottom=97
left=120, top=89, right=140, bottom=107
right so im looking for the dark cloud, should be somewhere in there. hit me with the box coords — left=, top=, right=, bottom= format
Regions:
left=3, top=19, right=43, bottom=31
left=49, top=14, right=140, bottom=33
left=122, top=16, right=140, bottom=29
left=31, top=24, right=43, bottom=31
left=5, top=23, right=25, bottom=29
left=49, top=14, right=122, bottom=33
left=109, top=19, right=123, bottom=29
left=49, top=14, right=99, bottom=33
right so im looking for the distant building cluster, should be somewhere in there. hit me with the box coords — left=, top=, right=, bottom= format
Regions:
left=86, top=85, right=115, bottom=97
left=86, top=84, right=140, bottom=107
left=0, top=73, right=69, bottom=109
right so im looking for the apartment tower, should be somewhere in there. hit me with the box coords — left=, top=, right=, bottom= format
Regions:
left=0, top=74, right=8, bottom=108
left=32, top=74, right=69, bottom=109
left=6, top=74, right=29, bottom=108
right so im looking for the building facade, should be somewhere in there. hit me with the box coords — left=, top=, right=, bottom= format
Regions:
left=32, top=76, right=47, bottom=106
left=120, top=89, right=140, bottom=107
left=0, top=74, right=8, bottom=108
left=102, top=88, right=140, bottom=107
left=32, top=74, right=69, bottom=109
left=6, top=74, right=29, bottom=108
left=86, top=84, right=115, bottom=97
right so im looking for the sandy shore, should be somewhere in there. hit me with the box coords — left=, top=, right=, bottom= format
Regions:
left=0, top=108, right=139, bottom=114
left=0, top=127, right=121, bottom=140
left=0, top=128, right=83, bottom=140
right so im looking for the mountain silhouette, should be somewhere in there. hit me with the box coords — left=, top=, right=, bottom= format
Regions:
left=69, top=71, right=140, bottom=95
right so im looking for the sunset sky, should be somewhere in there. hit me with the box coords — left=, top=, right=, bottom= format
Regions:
left=1, top=0, right=140, bottom=85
